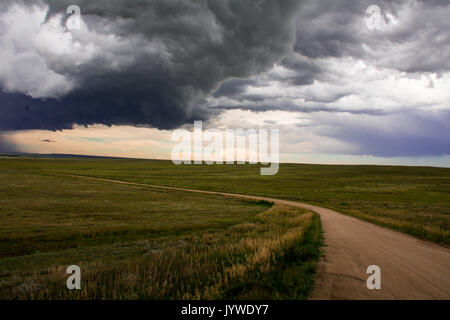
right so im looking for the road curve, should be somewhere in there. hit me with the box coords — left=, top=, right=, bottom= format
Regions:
left=63, top=174, right=450, bottom=300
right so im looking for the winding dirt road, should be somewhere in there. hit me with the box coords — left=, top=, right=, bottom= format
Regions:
left=64, top=174, right=450, bottom=300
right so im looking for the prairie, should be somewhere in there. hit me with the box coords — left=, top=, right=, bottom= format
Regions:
left=0, top=160, right=321, bottom=299
left=1, top=155, right=449, bottom=299
left=2, top=156, right=447, bottom=244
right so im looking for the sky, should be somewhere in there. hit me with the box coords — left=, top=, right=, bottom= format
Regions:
left=0, top=0, right=449, bottom=167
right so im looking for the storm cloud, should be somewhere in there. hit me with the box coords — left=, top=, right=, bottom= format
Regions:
left=0, top=0, right=301, bottom=130
left=213, top=0, right=450, bottom=105
left=0, top=0, right=449, bottom=159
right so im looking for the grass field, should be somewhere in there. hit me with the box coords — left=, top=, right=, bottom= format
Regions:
left=1, top=155, right=449, bottom=299
left=1, top=156, right=447, bottom=244
left=0, top=161, right=322, bottom=299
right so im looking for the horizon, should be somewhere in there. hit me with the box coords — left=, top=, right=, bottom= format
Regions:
left=1, top=1, right=449, bottom=168
left=3, top=151, right=450, bottom=169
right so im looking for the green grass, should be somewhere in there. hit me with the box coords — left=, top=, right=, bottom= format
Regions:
left=0, top=171, right=269, bottom=258
left=1, top=156, right=447, bottom=244
left=0, top=155, right=448, bottom=299
left=0, top=163, right=322, bottom=299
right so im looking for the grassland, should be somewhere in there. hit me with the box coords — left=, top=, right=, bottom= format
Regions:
left=0, top=163, right=322, bottom=299
left=1, top=156, right=447, bottom=244
left=1, top=155, right=448, bottom=299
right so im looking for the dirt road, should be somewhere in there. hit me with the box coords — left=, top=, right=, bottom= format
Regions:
left=64, top=175, right=450, bottom=299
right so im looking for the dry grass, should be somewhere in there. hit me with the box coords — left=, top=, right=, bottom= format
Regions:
left=0, top=205, right=321, bottom=300
left=2, top=157, right=448, bottom=244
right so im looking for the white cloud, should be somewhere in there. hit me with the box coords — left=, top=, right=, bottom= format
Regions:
left=0, top=2, right=170, bottom=99
left=0, top=3, right=74, bottom=98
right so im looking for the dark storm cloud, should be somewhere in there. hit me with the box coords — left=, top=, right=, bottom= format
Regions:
left=212, top=79, right=257, bottom=97
left=292, top=0, right=450, bottom=73
left=0, top=0, right=302, bottom=130
left=293, top=0, right=369, bottom=59
left=279, top=55, right=321, bottom=86
left=1, top=0, right=449, bottom=160
left=213, top=0, right=450, bottom=100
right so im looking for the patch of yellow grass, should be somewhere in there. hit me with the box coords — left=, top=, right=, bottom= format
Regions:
left=1, top=204, right=315, bottom=300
